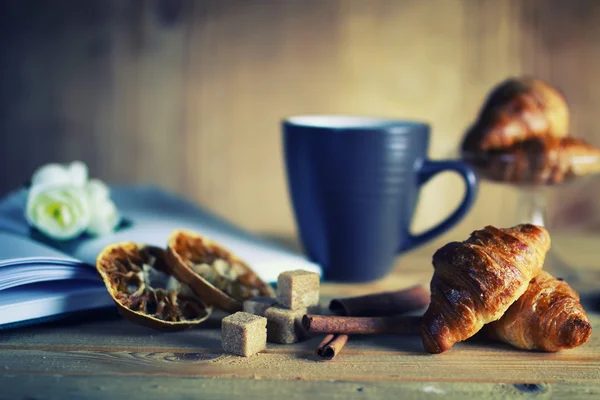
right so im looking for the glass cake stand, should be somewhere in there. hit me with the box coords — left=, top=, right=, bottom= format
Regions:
left=463, top=149, right=600, bottom=283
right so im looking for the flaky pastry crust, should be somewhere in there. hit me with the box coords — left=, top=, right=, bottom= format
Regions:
left=488, top=271, right=592, bottom=351
left=421, top=224, right=551, bottom=353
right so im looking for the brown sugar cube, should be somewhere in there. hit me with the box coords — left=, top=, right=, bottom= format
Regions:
left=243, top=296, right=277, bottom=317
left=221, top=312, right=267, bottom=357
left=265, top=305, right=307, bottom=344
left=276, top=270, right=320, bottom=310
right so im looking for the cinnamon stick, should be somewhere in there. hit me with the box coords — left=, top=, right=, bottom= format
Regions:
left=315, top=334, right=349, bottom=360
left=304, top=314, right=423, bottom=335
left=313, top=285, right=430, bottom=360
left=329, top=285, right=430, bottom=317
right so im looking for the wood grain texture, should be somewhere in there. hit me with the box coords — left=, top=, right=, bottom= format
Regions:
left=2, top=375, right=596, bottom=400
left=0, top=343, right=599, bottom=383
left=1, top=0, right=600, bottom=250
left=0, top=307, right=599, bottom=383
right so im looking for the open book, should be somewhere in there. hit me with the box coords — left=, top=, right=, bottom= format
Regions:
left=0, top=186, right=321, bottom=329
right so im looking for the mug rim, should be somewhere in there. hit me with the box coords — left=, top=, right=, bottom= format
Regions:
left=283, top=114, right=430, bottom=130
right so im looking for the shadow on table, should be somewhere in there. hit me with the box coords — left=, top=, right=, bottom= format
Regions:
left=290, top=333, right=427, bottom=362
left=0, top=306, right=226, bottom=351
left=0, top=307, right=121, bottom=336
left=349, top=333, right=426, bottom=353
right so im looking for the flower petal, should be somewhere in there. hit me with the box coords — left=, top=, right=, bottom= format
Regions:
left=86, top=179, right=110, bottom=201
left=31, top=164, right=72, bottom=188
left=87, top=198, right=120, bottom=237
left=68, top=161, right=88, bottom=187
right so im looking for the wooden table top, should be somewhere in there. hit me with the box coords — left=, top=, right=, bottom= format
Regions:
left=1, top=234, right=599, bottom=399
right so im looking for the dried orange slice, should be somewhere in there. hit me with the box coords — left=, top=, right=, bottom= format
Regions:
left=96, top=242, right=212, bottom=330
left=167, top=229, right=275, bottom=313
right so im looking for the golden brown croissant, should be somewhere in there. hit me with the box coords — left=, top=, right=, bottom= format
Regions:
left=470, top=136, right=600, bottom=184
left=487, top=271, right=592, bottom=351
left=421, top=224, right=551, bottom=354
left=462, top=77, right=569, bottom=153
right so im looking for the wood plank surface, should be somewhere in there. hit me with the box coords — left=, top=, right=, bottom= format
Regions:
left=1, top=339, right=599, bottom=383
left=1, top=317, right=599, bottom=383
left=2, top=375, right=596, bottom=400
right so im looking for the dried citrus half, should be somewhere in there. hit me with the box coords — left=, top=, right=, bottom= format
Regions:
left=167, top=229, right=275, bottom=313
left=96, top=242, right=212, bottom=330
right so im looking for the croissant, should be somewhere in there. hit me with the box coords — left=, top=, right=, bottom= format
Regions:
left=462, top=77, right=570, bottom=153
left=471, top=136, right=600, bottom=184
left=421, top=224, right=551, bottom=354
left=488, top=271, right=592, bottom=351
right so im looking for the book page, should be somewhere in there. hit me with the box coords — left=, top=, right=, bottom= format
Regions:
left=0, top=231, right=80, bottom=266
left=0, top=280, right=113, bottom=326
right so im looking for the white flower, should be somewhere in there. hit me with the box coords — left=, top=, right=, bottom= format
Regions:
left=25, top=184, right=91, bottom=240
left=86, top=180, right=120, bottom=236
left=26, top=161, right=121, bottom=240
left=31, top=161, right=88, bottom=188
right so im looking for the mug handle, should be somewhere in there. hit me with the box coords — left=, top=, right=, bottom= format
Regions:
left=399, top=159, right=478, bottom=253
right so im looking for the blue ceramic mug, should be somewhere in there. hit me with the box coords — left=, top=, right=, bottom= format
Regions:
left=283, top=115, right=478, bottom=282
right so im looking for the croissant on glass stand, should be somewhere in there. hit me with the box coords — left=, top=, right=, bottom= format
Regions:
left=461, top=77, right=600, bottom=184
left=462, top=77, right=570, bottom=153
left=481, top=136, right=600, bottom=184
left=421, top=224, right=551, bottom=354
left=488, top=271, right=592, bottom=352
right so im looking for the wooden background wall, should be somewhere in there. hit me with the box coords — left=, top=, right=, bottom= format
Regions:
left=1, top=0, right=600, bottom=251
